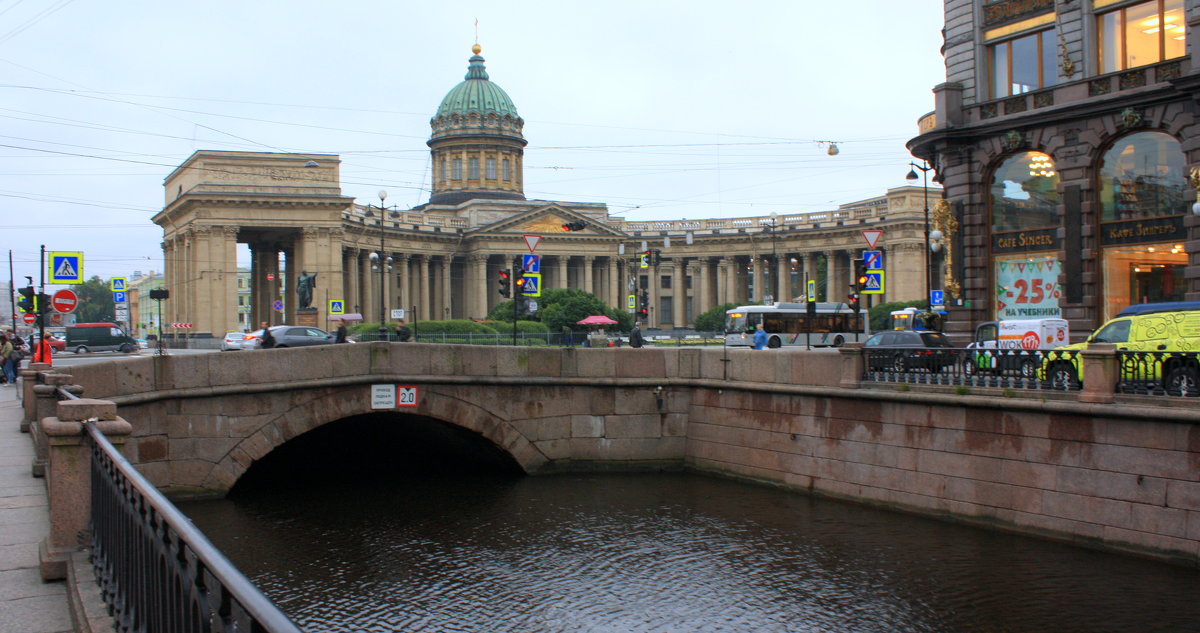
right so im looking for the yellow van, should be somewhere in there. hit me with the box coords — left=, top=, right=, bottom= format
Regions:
left=1041, top=303, right=1200, bottom=392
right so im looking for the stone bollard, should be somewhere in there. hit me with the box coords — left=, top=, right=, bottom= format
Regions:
left=19, top=362, right=52, bottom=429
left=31, top=374, right=74, bottom=434
left=39, top=398, right=132, bottom=581
left=838, top=342, right=865, bottom=389
left=1079, top=343, right=1118, bottom=404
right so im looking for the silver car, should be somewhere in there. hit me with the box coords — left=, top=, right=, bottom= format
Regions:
left=243, top=325, right=336, bottom=350
left=220, top=332, right=247, bottom=351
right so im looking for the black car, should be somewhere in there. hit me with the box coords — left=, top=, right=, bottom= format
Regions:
left=863, top=330, right=957, bottom=373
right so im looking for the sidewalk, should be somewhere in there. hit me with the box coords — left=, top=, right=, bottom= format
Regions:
left=0, top=384, right=72, bottom=633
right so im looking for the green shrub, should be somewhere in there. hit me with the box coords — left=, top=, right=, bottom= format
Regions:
left=869, top=300, right=927, bottom=332
left=694, top=302, right=737, bottom=332
left=480, top=320, right=550, bottom=333
left=411, top=319, right=499, bottom=334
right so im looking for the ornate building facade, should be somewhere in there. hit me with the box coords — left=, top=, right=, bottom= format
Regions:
left=909, top=0, right=1200, bottom=339
left=154, top=47, right=934, bottom=338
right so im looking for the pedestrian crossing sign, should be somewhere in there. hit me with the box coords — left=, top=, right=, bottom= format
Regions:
left=520, top=272, right=542, bottom=297
left=110, top=277, right=127, bottom=292
left=329, top=300, right=345, bottom=315
left=48, top=252, right=83, bottom=285
left=862, top=270, right=885, bottom=294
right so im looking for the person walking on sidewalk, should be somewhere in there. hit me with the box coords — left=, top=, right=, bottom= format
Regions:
left=0, top=333, right=15, bottom=385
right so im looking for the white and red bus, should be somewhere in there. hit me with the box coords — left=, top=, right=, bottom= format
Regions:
left=724, top=302, right=868, bottom=348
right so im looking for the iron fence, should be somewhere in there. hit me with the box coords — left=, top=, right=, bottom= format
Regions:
left=86, top=422, right=303, bottom=633
left=1117, top=350, right=1200, bottom=397
left=862, top=347, right=1084, bottom=392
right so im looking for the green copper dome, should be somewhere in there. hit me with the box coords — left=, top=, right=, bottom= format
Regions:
left=435, top=46, right=520, bottom=119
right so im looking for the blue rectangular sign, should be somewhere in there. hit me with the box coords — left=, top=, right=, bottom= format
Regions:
left=113, top=291, right=127, bottom=304
left=931, top=290, right=944, bottom=307
left=863, top=250, right=882, bottom=271
left=522, top=254, right=540, bottom=273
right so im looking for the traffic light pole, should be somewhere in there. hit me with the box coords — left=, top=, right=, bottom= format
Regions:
left=7, top=250, right=14, bottom=329
left=37, top=245, right=45, bottom=358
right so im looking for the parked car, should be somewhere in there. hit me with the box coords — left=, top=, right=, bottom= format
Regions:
left=242, top=325, right=337, bottom=350
left=863, top=330, right=957, bottom=373
left=221, top=331, right=247, bottom=351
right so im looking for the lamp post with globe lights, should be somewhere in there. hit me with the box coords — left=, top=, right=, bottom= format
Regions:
left=906, top=161, right=936, bottom=311
left=364, top=190, right=397, bottom=339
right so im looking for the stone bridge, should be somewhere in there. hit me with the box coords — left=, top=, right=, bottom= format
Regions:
left=31, top=343, right=1200, bottom=567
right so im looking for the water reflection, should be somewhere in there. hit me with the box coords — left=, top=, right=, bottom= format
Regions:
left=180, top=473, right=1199, bottom=632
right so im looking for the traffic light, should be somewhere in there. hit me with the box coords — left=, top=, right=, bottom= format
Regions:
left=854, top=260, right=868, bottom=293
left=37, top=293, right=50, bottom=315
left=497, top=269, right=511, bottom=297
left=561, top=221, right=586, bottom=232
left=652, top=249, right=662, bottom=266
left=848, top=292, right=861, bottom=313
left=514, top=269, right=527, bottom=295
left=638, top=291, right=649, bottom=318
left=640, top=251, right=651, bottom=269
left=16, top=286, right=34, bottom=313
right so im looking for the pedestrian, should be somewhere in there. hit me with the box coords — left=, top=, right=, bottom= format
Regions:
left=0, top=334, right=14, bottom=385
left=334, top=323, right=348, bottom=344
left=562, top=325, right=573, bottom=347
left=629, top=321, right=646, bottom=348
left=259, top=321, right=276, bottom=349
left=753, top=323, right=768, bottom=350
left=395, top=319, right=412, bottom=342
left=31, top=334, right=50, bottom=367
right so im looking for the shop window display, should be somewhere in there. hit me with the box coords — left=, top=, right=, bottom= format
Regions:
left=990, top=151, right=1060, bottom=232
left=1098, top=132, right=1187, bottom=221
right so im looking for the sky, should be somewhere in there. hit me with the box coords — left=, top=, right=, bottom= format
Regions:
left=1, top=1, right=946, bottom=285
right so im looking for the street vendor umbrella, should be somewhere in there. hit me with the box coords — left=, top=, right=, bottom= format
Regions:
left=577, top=315, right=618, bottom=325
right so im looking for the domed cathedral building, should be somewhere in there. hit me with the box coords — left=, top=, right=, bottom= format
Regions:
left=153, top=46, right=934, bottom=339
left=909, top=0, right=1200, bottom=340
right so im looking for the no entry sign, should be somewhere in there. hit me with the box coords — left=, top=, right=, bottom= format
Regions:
left=22, top=313, right=36, bottom=325
left=51, top=289, right=78, bottom=314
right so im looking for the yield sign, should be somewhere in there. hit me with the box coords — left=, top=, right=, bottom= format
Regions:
left=861, top=229, right=883, bottom=249
left=523, top=234, right=541, bottom=253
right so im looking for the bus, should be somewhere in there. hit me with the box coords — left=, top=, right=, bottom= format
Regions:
left=724, top=302, right=868, bottom=348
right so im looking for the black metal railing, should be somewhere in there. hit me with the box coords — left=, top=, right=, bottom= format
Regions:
left=1117, top=350, right=1200, bottom=397
left=86, top=423, right=303, bottom=633
left=862, top=347, right=1084, bottom=392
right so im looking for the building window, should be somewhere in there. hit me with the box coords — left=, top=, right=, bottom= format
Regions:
left=468, top=157, right=479, bottom=179
left=503, top=159, right=511, bottom=181
left=1098, top=131, right=1187, bottom=222
left=1098, top=0, right=1185, bottom=73
left=441, top=159, right=448, bottom=183
left=452, top=158, right=462, bottom=180
left=661, top=275, right=672, bottom=289
left=486, top=157, right=496, bottom=179
left=989, top=28, right=1057, bottom=98
left=990, top=151, right=1060, bottom=232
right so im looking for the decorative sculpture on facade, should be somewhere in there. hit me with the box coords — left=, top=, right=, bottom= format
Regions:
left=297, top=271, right=317, bottom=309
left=932, top=199, right=960, bottom=300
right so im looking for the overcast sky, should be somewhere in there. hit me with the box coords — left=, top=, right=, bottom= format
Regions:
left=1, top=1, right=945, bottom=284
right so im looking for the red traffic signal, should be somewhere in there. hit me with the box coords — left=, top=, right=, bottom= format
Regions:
left=497, top=269, right=512, bottom=297
left=561, top=221, right=587, bottom=232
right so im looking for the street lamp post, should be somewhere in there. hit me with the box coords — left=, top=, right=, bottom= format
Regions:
left=906, top=161, right=934, bottom=311
left=759, top=212, right=778, bottom=304
left=366, top=190, right=394, bottom=340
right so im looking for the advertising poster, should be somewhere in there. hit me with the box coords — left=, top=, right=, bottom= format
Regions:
left=995, top=255, right=1061, bottom=319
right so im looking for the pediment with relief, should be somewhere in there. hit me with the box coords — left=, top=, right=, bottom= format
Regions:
left=475, top=204, right=625, bottom=237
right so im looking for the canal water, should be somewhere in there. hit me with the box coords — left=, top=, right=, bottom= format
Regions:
left=180, top=472, right=1200, bottom=632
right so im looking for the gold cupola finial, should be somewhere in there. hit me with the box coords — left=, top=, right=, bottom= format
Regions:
left=472, top=44, right=481, bottom=55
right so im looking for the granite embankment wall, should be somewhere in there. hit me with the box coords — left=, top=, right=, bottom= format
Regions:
left=55, top=343, right=1200, bottom=565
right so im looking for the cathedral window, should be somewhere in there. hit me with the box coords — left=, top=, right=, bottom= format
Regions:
left=503, top=159, right=511, bottom=181
left=486, top=158, right=496, bottom=179
left=452, top=158, right=462, bottom=180
left=469, top=157, right=479, bottom=179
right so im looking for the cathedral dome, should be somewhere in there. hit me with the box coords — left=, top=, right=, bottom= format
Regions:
left=432, top=45, right=523, bottom=131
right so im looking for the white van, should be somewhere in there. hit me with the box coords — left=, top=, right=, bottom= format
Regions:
left=965, top=318, right=1069, bottom=377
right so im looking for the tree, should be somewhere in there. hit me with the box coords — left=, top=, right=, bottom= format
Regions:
left=693, top=302, right=737, bottom=332
left=486, top=288, right=633, bottom=331
left=72, top=276, right=115, bottom=323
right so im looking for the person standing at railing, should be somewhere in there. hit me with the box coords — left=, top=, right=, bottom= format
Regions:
left=395, top=319, right=412, bottom=342
left=31, top=334, right=51, bottom=367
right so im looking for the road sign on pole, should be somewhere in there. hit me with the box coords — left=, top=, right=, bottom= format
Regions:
left=861, top=271, right=885, bottom=294
left=50, top=289, right=78, bottom=314
left=861, top=230, right=883, bottom=249
left=22, top=313, right=36, bottom=325
left=48, top=252, right=84, bottom=285
left=329, top=300, right=345, bottom=315
left=931, top=290, right=945, bottom=308
left=113, top=291, right=127, bottom=304
left=523, top=234, right=541, bottom=252
left=522, top=254, right=540, bottom=272
left=863, top=250, right=883, bottom=271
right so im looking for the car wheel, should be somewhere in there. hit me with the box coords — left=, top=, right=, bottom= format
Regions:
left=1164, top=366, right=1200, bottom=397
left=768, top=336, right=781, bottom=349
left=891, top=354, right=906, bottom=373
left=74, top=346, right=89, bottom=354
left=1048, top=362, right=1079, bottom=390
left=832, top=335, right=844, bottom=347
left=1019, top=358, right=1037, bottom=379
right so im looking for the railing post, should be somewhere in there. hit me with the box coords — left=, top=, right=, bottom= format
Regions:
left=1079, top=343, right=1118, bottom=404
left=31, top=377, right=84, bottom=478
left=19, top=361, right=52, bottom=430
left=32, top=373, right=74, bottom=434
left=838, top=342, right=865, bottom=389
left=39, top=398, right=132, bottom=581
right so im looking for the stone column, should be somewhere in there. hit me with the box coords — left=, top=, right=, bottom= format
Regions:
left=396, top=255, right=410, bottom=316
left=777, top=255, right=790, bottom=302
left=557, top=256, right=569, bottom=291
left=471, top=255, right=488, bottom=318
left=672, top=260, right=686, bottom=328
left=803, top=252, right=817, bottom=300
left=751, top=257, right=763, bottom=303
left=419, top=256, right=431, bottom=321
left=583, top=256, right=595, bottom=296
left=360, top=248, right=374, bottom=325
left=608, top=258, right=620, bottom=309
left=39, top=399, right=132, bottom=581
left=724, top=256, right=739, bottom=305
left=824, top=251, right=836, bottom=302
left=441, top=256, right=454, bottom=320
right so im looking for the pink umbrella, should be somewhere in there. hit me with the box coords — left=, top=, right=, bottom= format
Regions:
left=577, top=315, right=618, bottom=325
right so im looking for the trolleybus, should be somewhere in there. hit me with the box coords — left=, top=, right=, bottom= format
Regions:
left=724, top=302, right=868, bottom=348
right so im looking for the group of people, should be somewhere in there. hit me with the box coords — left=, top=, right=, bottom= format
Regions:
left=0, top=330, right=50, bottom=385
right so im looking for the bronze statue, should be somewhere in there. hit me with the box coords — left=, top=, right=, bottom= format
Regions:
left=297, top=271, right=317, bottom=309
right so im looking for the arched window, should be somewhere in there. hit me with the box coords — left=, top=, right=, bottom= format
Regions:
left=990, top=151, right=1060, bottom=232
left=502, top=159, right=511, bottom=181
left=1098, top=132, right=1187, bottom=221
left=486, top=157, right=496, bottom=179
left=452, top=158, right=462, bottom=180
left=468, top=157, right=479, bottom=179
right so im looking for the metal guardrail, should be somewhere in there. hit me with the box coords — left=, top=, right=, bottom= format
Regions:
left=1117, top=350, right=1200, bottom=397
left=862, top=348, right=1084, bottom=392
left=355, top=331, right=725, bottom=347
left=86, top=423, right=303, bottom=633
